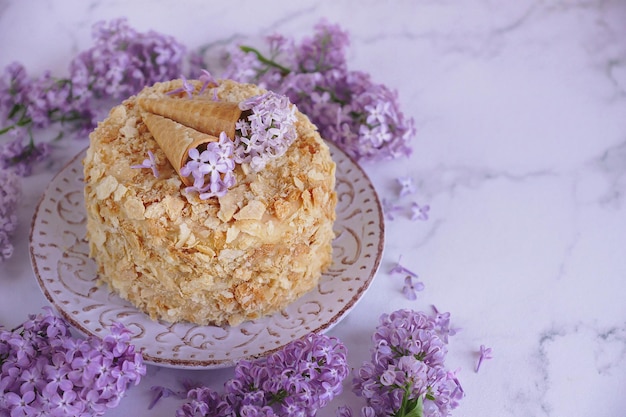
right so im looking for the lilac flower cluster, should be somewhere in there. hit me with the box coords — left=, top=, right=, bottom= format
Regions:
left=0, top=62, right=93, bottom=138
left=176, top=333, right=349, bottom=417
left=181, top=132, right=237, bottom=199
left=0, top=308, right=146, bottom=416
left=351, top=309, right=463, bottom=417
left=179, top=90, right=296, bottom=200
left=0, top=18, right=185, bottom=175
left=222, top=21, right=414, bottom=162
left=234, top=91, right=297, bottom=171
left=70, top=18, right=185, bottom=100
left=0, top=168, right=21, bottom=261
left=0, top=134, right=51, bottom=177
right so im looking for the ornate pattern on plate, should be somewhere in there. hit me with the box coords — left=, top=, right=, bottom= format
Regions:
left=29, top=142, right=384, bottom=369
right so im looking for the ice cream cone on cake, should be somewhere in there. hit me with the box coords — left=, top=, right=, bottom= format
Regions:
left=139, top=96, right=243, bottom=186
left=141, top=112, right=220, bottom=186
left=138, top=97, right=242, bottom=139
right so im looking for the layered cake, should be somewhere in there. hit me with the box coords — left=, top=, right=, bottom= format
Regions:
left=83, top=78, right=337, bottom=326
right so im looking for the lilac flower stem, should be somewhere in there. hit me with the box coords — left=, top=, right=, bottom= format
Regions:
left=392, top=384, right=424, bottom=417
left=0, top=125, right=15, bottom=135
left=239, top=45, right=291, bottom=75
left=319, top=85, right=350, bottom=106
left=8, top=103, right=24, bottom=119
left=0, top=110, right=31, bottom=134
left=7, top=137, right=35, bottom=164
left=475, top=357, right=484, bottom=373
left=475, top=345, right=493, bottom=372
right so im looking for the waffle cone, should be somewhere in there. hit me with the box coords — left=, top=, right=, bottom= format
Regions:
left=142, top=112, right=218, bottom=186
left=138, top=97, right=242, bottom=139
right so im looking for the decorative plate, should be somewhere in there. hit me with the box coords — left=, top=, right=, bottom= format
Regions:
left=30, top=142, right=384, bottom=369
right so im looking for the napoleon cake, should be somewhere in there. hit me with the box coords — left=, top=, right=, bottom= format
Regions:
left=83, top=77, right=336, bottom=326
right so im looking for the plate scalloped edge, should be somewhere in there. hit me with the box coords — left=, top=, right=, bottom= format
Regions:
left=29, top=141, right=384, bottom=369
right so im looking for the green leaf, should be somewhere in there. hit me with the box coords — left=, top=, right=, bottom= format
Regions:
left=404, top=395, right=424, bottom=417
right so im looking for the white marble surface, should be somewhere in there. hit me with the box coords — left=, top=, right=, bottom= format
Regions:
left=1, top=0, right=626, bottom=416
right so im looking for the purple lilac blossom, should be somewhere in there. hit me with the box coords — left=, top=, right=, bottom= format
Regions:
left=411, top=201, right=430, bottom=221
left=166, top=75, right=195, bottom=99
left=298, top=21, right=350, bottom=73
left=176, top=333, right=348, bottom=417
left=130, top=150, right=159, bottom=178
left=0, top=62, right=95, bottom=142
left=221, top=20, right=414, bottom=162
left=149, top=380, right=199, bottom=410
left=431, top=307, right=461, bottom=344
left=24, top=69, right=90, bottom=130
left=198, top=69, right=218, bottom=94
left=70, top=18, right=185, bottom=100
left=391, top=256, right=425, bottom=300
left=390, top=256, right=418, bottom=278
left=352, top=309, right=464, bottom=417
left=397, top=176, right=416, bottom=198
left=0, top=19, right=185, bottom=174
left=0, top=168, right=21, bottom=261
left=314, top=71, right=414, bottom=162
left=234, top=91, right=297, bottom=171
left=181, top=132, right=237, bottom=199
left=402, top=276, right=425, bottom=300
left=187, top=51, right=207, bottom=82
left=0, top=308, right=145, bottom=416
left=382, top=198, right=403, bottom=221
left=0, top=132, right=51, bottom=176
